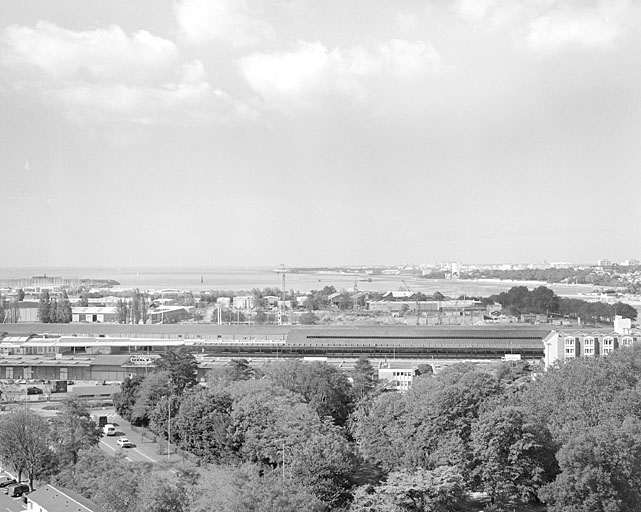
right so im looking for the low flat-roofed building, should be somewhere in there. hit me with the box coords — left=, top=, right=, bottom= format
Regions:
left=27, top=484, right=101, bottom=512
left=148, top=306, right=193, bottom=324
left=72, top=307, right=118, bottom=323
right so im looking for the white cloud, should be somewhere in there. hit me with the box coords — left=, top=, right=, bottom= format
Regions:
left=175, top=0, right=275, bottom=47
left=379, top=39, right=443, bottom=78
left=238, top=39, right=444, bottom=109
left=456, top=0, right=630, bottom=51
left=0, top=21, right=251, bottom=124
left=527, top=6, right=623, bottom=50
left=2, top=21, right=179, bottom=83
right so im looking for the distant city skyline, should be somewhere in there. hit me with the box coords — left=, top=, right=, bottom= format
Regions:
left=1, top=1, right=640, bottom=268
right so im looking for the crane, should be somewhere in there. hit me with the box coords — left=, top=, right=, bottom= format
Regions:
left=402, top=279, right=421, bottom=326
left=274, top=264, right=290, bottom=325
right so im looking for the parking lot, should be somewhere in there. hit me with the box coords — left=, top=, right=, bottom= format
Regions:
left=0, top=378, right=57, bottom=404
left=0, top=472, right=28, bottom=512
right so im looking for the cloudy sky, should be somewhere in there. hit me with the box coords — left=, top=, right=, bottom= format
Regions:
left=1, top=0, right=640, bottom=268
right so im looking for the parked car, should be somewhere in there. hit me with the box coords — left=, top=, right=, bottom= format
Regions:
left=6, top=483, right=29, bottom=497
left=117, top=437, right=133, bottom=448
left=0, top=477, right=17, bottom=488
left=26, top=387, right=44, bottom=395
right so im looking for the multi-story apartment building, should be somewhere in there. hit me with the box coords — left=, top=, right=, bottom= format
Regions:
left=543, top=316, right=639, bottom=368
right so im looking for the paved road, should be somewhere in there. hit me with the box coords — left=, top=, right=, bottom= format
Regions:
left=92, top=408, right=182, bottom=467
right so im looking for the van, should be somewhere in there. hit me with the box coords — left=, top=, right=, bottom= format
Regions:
left=7, top=483, right=29, bottom=497
left=103, top=424, right=116, bottom=436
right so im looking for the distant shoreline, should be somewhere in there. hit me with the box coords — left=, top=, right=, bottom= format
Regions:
left=0, top=267, right=609, bottom=299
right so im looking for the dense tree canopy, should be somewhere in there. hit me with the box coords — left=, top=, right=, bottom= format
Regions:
left=154, top=348, right=199, bottom=394
left=264, top=360, right=353, bottom=426
left=6, top=339, right=641, bottom=511
left=488, top=285, right=637, bottom=322
left=49, top=398, right=101, bottom=465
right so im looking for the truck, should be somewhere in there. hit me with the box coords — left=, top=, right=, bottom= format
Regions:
left=91, top=413, right=108, bottom=427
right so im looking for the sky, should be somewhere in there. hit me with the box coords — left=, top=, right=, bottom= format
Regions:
left=1, top=0, right=640, bottom=268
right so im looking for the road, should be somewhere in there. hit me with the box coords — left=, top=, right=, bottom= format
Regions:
left=93, top=409, right=170, bottom=465
left=3, top=403, right=184, bottom=470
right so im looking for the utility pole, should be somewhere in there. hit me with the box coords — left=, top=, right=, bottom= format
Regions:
left=167, top=395, right=171, bottom=462
left=402, top=280, right=420, bottom=326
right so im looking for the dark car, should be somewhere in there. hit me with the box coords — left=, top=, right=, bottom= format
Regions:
left=26, top=387, right=44, bottom=395
left=6, top=483, right=29, bottom=497
left=0, top=477, right=17, bottom=488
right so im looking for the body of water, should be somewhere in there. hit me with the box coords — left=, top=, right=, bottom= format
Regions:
left=0, top=267, right=599, bottom=298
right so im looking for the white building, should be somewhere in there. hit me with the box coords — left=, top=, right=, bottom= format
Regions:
left=378, top=362, right=418, bottom=391
left=71, top=307, right=118, bottom=323
left=233, top=296, right=255, bottom=309
left=27, top=484, right=99, bottom=512
left=542, top=316, right=639, bottom=369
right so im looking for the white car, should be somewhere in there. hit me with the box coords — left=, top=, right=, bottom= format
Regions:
left=117, top=437, right=133, bottom=448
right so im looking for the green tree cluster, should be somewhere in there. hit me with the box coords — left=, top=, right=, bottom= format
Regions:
left=488, top=285, right=637, bottom=322
left=348, top=345, right=641, bottom=511
left=112, top=355, right=371, bottom=508
left=37, top=290, right=72, bottom=323
left=0, top=398, right=100, bottom=488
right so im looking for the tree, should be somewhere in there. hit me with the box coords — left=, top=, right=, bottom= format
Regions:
left=130, top=371, right=171, bottom=426
left=113, top=374, right=145, bottom=422
left=299, top=311, right=318, bottom=325
left=79, top=292, right=89, bottom=307
left=206, top=359, right=256, bottom=386
left=539, top=418, right=641, bottom=512
left=54, top=447, right=151, bottom=512
left=350, top=467, right=470, bottom=512
left=0, top=408, right=53, bottom=487
left=49, top=398, right=101, bottom=465
left=226, top=379, right=341, bottom=468
left=351, top=358, right=376, bottom=400
left=289, top=430, right=358, bottom=505
left=529, top=286, right=560, bottom=314
left=470, top=406, right=557, bottom=508
left=416, top=364, right=434, bottom=377
left=190, top=463, right=326, bottom=512
left=614, top=302, right=638, bottom=321
left=349, top=391, right=408, bottom=472
left=137, top=475, right=188, bottom=512
left=402, top=366, right=502, bottom=470
left=154, top=348, right=199, bottom=394
left=432, top=291, right=446, bottom=301
left=49, top=297, right=59, bottom=323
left=517, top=347, right=641, bottom=446
left=264, top=360, right=353, bottom=426
left=226, top=358, right=254, bottom=381
left=38, top=290, right=51, bottom=323
left=173, top=387, right=233, bottom=463
left=57, top=291, right=72, bottom=323
left=116, top=299, right=129, bottom=324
